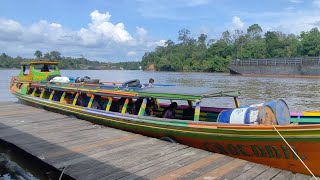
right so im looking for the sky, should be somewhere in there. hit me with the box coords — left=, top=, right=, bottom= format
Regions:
left=1, top=0, right=320, bottom=62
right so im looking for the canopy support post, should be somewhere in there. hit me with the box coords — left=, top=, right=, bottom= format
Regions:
left=121, top=98, right=129, bottom=114
left=234, top=97, right=239, bottom=108
left=194, top=100, right=200, bottom=121
left=49, top=90, right=55, bottom=100
left=88, top=94, right=95, bottom=108
left=73, top=93, right=79, bottom=105
left=60, top=92, right=66, bottom=103
left=138, top=98, right=147, bottom=116
left=31, top=88, right=37, bottom=96
left=105, top=97, right=112, bottom=112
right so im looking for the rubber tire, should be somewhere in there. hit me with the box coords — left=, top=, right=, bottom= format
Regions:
left=160, top=137, right=176, bottom=143
left=122, top=79, right=140, bottom=87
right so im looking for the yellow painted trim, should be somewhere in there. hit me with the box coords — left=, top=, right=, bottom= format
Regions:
left=60, top=92, right=66, bottom=103
left=49, top=90, right=55, bottom=100
left=73, top=93, right=79, bottom=105
left=31, top=88, right=37, bottom=96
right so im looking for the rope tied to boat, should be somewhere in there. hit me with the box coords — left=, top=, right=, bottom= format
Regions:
left=272, top=125, right=317, bottom=180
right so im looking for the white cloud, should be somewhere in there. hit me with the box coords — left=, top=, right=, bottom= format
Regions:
left=313, top=0, right=320, bottom=8
left=0, top=10, right=163, bottom=61
left=231, top=16, right=244, bottom=30
left=127, top=51, right=137, bottom=56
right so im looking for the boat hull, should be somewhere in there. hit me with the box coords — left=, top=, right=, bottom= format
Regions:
left=11, top=91, right=320, bottom=176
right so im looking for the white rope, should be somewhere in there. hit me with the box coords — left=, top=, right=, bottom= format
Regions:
left=272, top=125, right=318, bottom=180
left=59, top=166, right=67, bottom=180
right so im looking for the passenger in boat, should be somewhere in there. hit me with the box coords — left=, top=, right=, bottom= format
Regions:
left=62, top=94, right=73, bottom=104
left=147, top=78, right=154, bottom=87
left=145, top=104, right=156, bottom=117
left=133, top=98, right=143, bottom=115
left=41, top=64, right=50, bottom=72
left=182, top=101, right=195, bottom=120
left=92, top=96, right=103, bottom=109
left=161, top=102, right=178, bottom=119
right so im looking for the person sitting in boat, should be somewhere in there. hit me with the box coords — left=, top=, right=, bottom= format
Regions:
left=41, top=64, right=50, bottom=72
left=182, top=101, right=195, bottom=120
left=147, top=78, right=154, bottom=87
left=161, top=102, right=178, bottom=119
left=145, top=98, right=156, bottom=116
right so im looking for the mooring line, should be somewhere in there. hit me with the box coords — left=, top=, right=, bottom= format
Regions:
left=59, top=166, right=67, bottom=180
left=272, top=125, right=317, bottom=180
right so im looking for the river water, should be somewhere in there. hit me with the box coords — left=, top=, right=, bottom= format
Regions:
left=1, top=69, right=320, bottom=178
left=2, top=69, right=320, bottom=111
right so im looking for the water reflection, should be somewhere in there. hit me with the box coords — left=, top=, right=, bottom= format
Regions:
left=1, top=70, right=320, bottom=111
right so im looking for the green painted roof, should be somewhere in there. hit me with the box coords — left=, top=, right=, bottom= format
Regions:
left=137, top=87, right=240, bottom=100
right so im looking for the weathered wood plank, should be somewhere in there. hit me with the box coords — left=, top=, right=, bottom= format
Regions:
left=272, top=170, right=294, bottom=180
left=253, top=168, right=281, bottom=180
left=290, top=173, right=314, bottom=180
left=233, top=164, right=270, bottom=180
left=194, top=158, right=247, bottom=180
left=215, top=162, right=256, bottom=180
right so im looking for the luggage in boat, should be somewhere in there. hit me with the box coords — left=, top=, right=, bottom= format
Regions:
left=217, top=99, right=290, bottom=125
left=49, top=77, right=70, bottom=83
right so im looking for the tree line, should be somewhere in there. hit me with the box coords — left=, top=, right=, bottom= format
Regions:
left=0, top=50, right=141, bottom=70
left=141, top=24, right=320, bottom=72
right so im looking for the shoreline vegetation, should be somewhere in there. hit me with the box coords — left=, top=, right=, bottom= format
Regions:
left=1, top=24, right=320, bottom=72
left=141, top=25, right=320, bottom=72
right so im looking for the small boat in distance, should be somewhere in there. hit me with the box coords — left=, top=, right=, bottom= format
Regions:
left=9, top=60, right=320, bottom=176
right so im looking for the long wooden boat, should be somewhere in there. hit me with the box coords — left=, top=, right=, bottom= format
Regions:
left=9, top=61, right=320, bottom=176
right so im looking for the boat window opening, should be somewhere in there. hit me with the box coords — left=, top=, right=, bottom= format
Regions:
left=22, top=65, right=30, bottom=76
left=61, top=92, right=74, bottom=104
left=33, top=64, right=56, bottom=72
left=27, top=87, right=34, bottom=95
left=76, top=93, right=90, bottom=107
left=109, top=97, right=120, bottom=112
left=91, top=95, right=104, bottom=110
left=31, top=88, right=41, bottom=97
left=42, top=89, right=52, bottom=99
left=52, top=91, right=63, bottom=102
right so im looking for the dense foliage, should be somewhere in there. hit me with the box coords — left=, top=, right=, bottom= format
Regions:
left=0, top=51, right=141, bottom=70
left=141, top=25, right=320, bottom=72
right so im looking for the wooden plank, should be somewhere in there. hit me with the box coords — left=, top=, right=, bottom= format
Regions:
left=98, top=147, right=193, bottom=180
left=177, top=156, right=234, bottom=180
left=194, top=158, right=248, bottom=180
left=253, top=168, right=281, bottom=180
left=233, top=164, right=270, bottom=180
left=70, top=140, right=179, bottom=178
left=155, top=153, right=224, bottom=180
left=272, top=170, right=294, bottom=180
left=216, top=162, right=256, bottom=180
left=290, top=173, right=313, bottom=180
left=143, top=149, right=212, bottom=179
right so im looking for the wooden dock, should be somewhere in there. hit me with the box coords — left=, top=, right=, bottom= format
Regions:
left=0, top=102, right=315, bottom=180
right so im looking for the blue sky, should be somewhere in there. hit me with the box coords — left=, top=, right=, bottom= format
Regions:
left=0, top=0, right=320, bottom=61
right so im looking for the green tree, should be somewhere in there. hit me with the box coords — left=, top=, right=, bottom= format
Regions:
left=34, top=50, right=43, bottom=59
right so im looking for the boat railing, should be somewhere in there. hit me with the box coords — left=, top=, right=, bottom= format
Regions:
left=230, top=56, right=320, bottom=66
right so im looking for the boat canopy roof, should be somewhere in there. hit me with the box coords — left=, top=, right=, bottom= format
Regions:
left=31, top=83, right=240, bottom=101
left=136, top=87, right=240, bottom=101
left=21, top=61, right=58, bottom=65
